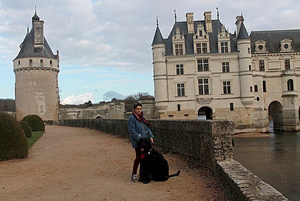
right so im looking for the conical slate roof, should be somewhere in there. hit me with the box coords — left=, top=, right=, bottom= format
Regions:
left=152, top=26, right=164, bottom=46
left=14, top=28, right=57, bottom=60
left=237, top=22, right=249, bottom=40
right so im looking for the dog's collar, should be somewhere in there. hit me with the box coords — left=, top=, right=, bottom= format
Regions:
left=147, top=148, right=153, bottom=155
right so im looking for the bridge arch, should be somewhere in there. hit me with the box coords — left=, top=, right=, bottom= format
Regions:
left=268, top=101, right=283, bottom=131
left=198, top=106, right=213, bottom=120
left=93, top=114, right=106, bottom=119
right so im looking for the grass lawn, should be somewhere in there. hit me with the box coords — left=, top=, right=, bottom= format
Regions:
left=27, top=131, right=44, bottom=149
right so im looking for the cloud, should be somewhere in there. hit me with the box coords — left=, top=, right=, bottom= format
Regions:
left=103, top=90, right=126, bottom=101
left=61, top=92, right=94, bottom=105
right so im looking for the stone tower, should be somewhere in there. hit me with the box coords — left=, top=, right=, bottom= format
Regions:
left=236, top=16, right=254, bottom=108
left=152, top=23, right=168, bottom=117
left=13, top=11, right=60, bottom=121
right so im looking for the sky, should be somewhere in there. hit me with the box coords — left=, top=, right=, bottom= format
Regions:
left=0, top=0, right=300, bottom=104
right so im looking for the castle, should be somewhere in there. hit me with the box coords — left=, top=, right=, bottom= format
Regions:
left=13, top=11, right=60, bottom=121
left=13, top=10, right=300, bottom=132
left=152, top=11, right=300, bottom=132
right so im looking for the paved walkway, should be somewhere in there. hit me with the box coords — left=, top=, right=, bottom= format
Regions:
left=0, top=125, right=228, bottom=201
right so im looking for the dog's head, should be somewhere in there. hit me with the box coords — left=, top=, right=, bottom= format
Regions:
left=138, top=138, right=152, bottom=153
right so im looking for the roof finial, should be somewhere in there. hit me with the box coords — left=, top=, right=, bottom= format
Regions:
left=174, top=10, right=177, bottom=23
left=35, top=5, right=37, bottom=14
left=156, top=17, right=159, bottom=26
left=216, top=7, right=219, bottom=20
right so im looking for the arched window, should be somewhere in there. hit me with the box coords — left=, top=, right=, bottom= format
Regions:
left=287, top=79, right=294, bottom=91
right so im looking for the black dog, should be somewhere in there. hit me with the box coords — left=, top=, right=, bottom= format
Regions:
left=138, top=138, right=180, bottom=184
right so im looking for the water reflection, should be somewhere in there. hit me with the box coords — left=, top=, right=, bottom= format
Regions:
left=233, top=131, right=300, bottom=201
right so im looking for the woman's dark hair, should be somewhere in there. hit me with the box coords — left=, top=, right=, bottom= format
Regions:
left=133, top=102, right=142, bottom=109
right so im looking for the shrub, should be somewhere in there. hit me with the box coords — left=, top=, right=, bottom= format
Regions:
left=22, top=115, right=45, bottom=132
left=0, top=112, right=28, bottom=161
left=19, top=121, right=32, bottom=138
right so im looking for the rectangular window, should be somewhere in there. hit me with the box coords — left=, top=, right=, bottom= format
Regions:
left=223, top=81, right=231, bottom=94
left=177, top=83, right=185, bottom=96
left=18, top=60, right=20, bottom=65
left=197, top=59, right=209, bottom=71
left=176, top=64, right=184, bottom=75
left=177, top=104, right=181, bottom=111
left=199, top=30, right=203, bottom=37
left=175, top=44, right=183, bottom=55
left=222, top=62, right=230, bottom=73
left=259, top=60, right=265, bottom=71
left=230, top=103, right=234, bottom=111
left=221, top=42, right=228, bottom=53
left=285, top=59, right=290, bottom=70
left=29, top=59, right=32, bottom=66
left=196, top=43, right=208, bottom=54
left=202, top=43, right=207, bottom=53
left=50, top=60, right=52, bottom=65
left=198, top=78, right=209, bottom=95
left=263, top=81, right=266, bottom=92
left=254, top=85, right=258, bottom=92
left=196, top=43, right=201, bottom=54
left=249, top=65, right=252, bottom=71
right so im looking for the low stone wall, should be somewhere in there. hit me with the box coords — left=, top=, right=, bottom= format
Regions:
left=59, top=119, right=288, bottom=200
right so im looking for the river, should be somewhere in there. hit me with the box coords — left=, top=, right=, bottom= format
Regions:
left=233, top=129, right=300, bottom=200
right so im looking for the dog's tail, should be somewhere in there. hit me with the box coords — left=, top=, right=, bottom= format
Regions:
left=169, top=170, right=180, bottom=178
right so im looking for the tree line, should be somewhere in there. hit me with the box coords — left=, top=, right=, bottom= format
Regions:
left=0, top=99, right=15, bottom=112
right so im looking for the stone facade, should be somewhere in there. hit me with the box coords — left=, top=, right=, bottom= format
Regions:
left=152, top=11, right=300, bottom=132
left=13, top=11, right=59, bottom=121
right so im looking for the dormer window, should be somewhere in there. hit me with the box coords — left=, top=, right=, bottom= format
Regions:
left=194, top=23, right=210, bottom=54
left=172, top=27, right=185, bottom=55
left=280, top=39, right=293, bottom=52
left=254, top=40, right=267, bottom=53
left=218, top=25, right=230, bottom=53
left=175, top=44, right=183, bottom=55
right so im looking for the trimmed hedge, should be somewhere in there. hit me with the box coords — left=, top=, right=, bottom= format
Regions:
left=19, top=120, right=32, bottom=138
left=0, top=112, right=28, bottom=161
left=22, top=115, right=45, bottom=132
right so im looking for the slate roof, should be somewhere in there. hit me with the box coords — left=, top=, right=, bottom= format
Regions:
left=237, top=23, right=250, bottom=40
left=160, top=19, right=238, bottom=56
left=14, top=28, right=57, bottom=60
left=152, top=26, right=164, bottom=45
left=250, top=29, right=300, bottom=53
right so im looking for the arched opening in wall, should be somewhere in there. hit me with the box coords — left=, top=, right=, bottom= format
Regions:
left=93, top=114, right=104, bottom=119
left=268, top=101, right=283, bottom=132
left=198, top=107, right=213, bottom=120
left=287, top=79, right=294, bottom=91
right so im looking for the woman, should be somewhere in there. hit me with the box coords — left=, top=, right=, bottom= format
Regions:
left=127, top=102, right=154, bottom=182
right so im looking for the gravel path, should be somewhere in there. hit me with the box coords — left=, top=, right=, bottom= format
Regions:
left=0, top=125, right=228, bottom=201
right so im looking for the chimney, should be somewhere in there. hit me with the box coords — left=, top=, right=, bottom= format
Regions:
left=186, top=13, right=194, bottom=34
left=235, top=15, right=244, bottom=37
left=204, top=11, right=212, bottom=33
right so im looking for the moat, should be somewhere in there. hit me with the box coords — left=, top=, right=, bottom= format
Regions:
left=233, top=130, right=300, bottom=201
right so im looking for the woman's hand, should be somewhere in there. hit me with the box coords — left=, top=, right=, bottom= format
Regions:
left=150, top=138, right=154, bottom=144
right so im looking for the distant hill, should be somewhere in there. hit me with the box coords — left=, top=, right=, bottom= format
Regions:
left=0, top=99, right=15, bottom=112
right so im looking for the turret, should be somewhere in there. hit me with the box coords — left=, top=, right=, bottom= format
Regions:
left=152, top=22, right=168, bottom=115
left=236, top=16, right=254, bottom=108
left=13, top=11, right=60, bottom=121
